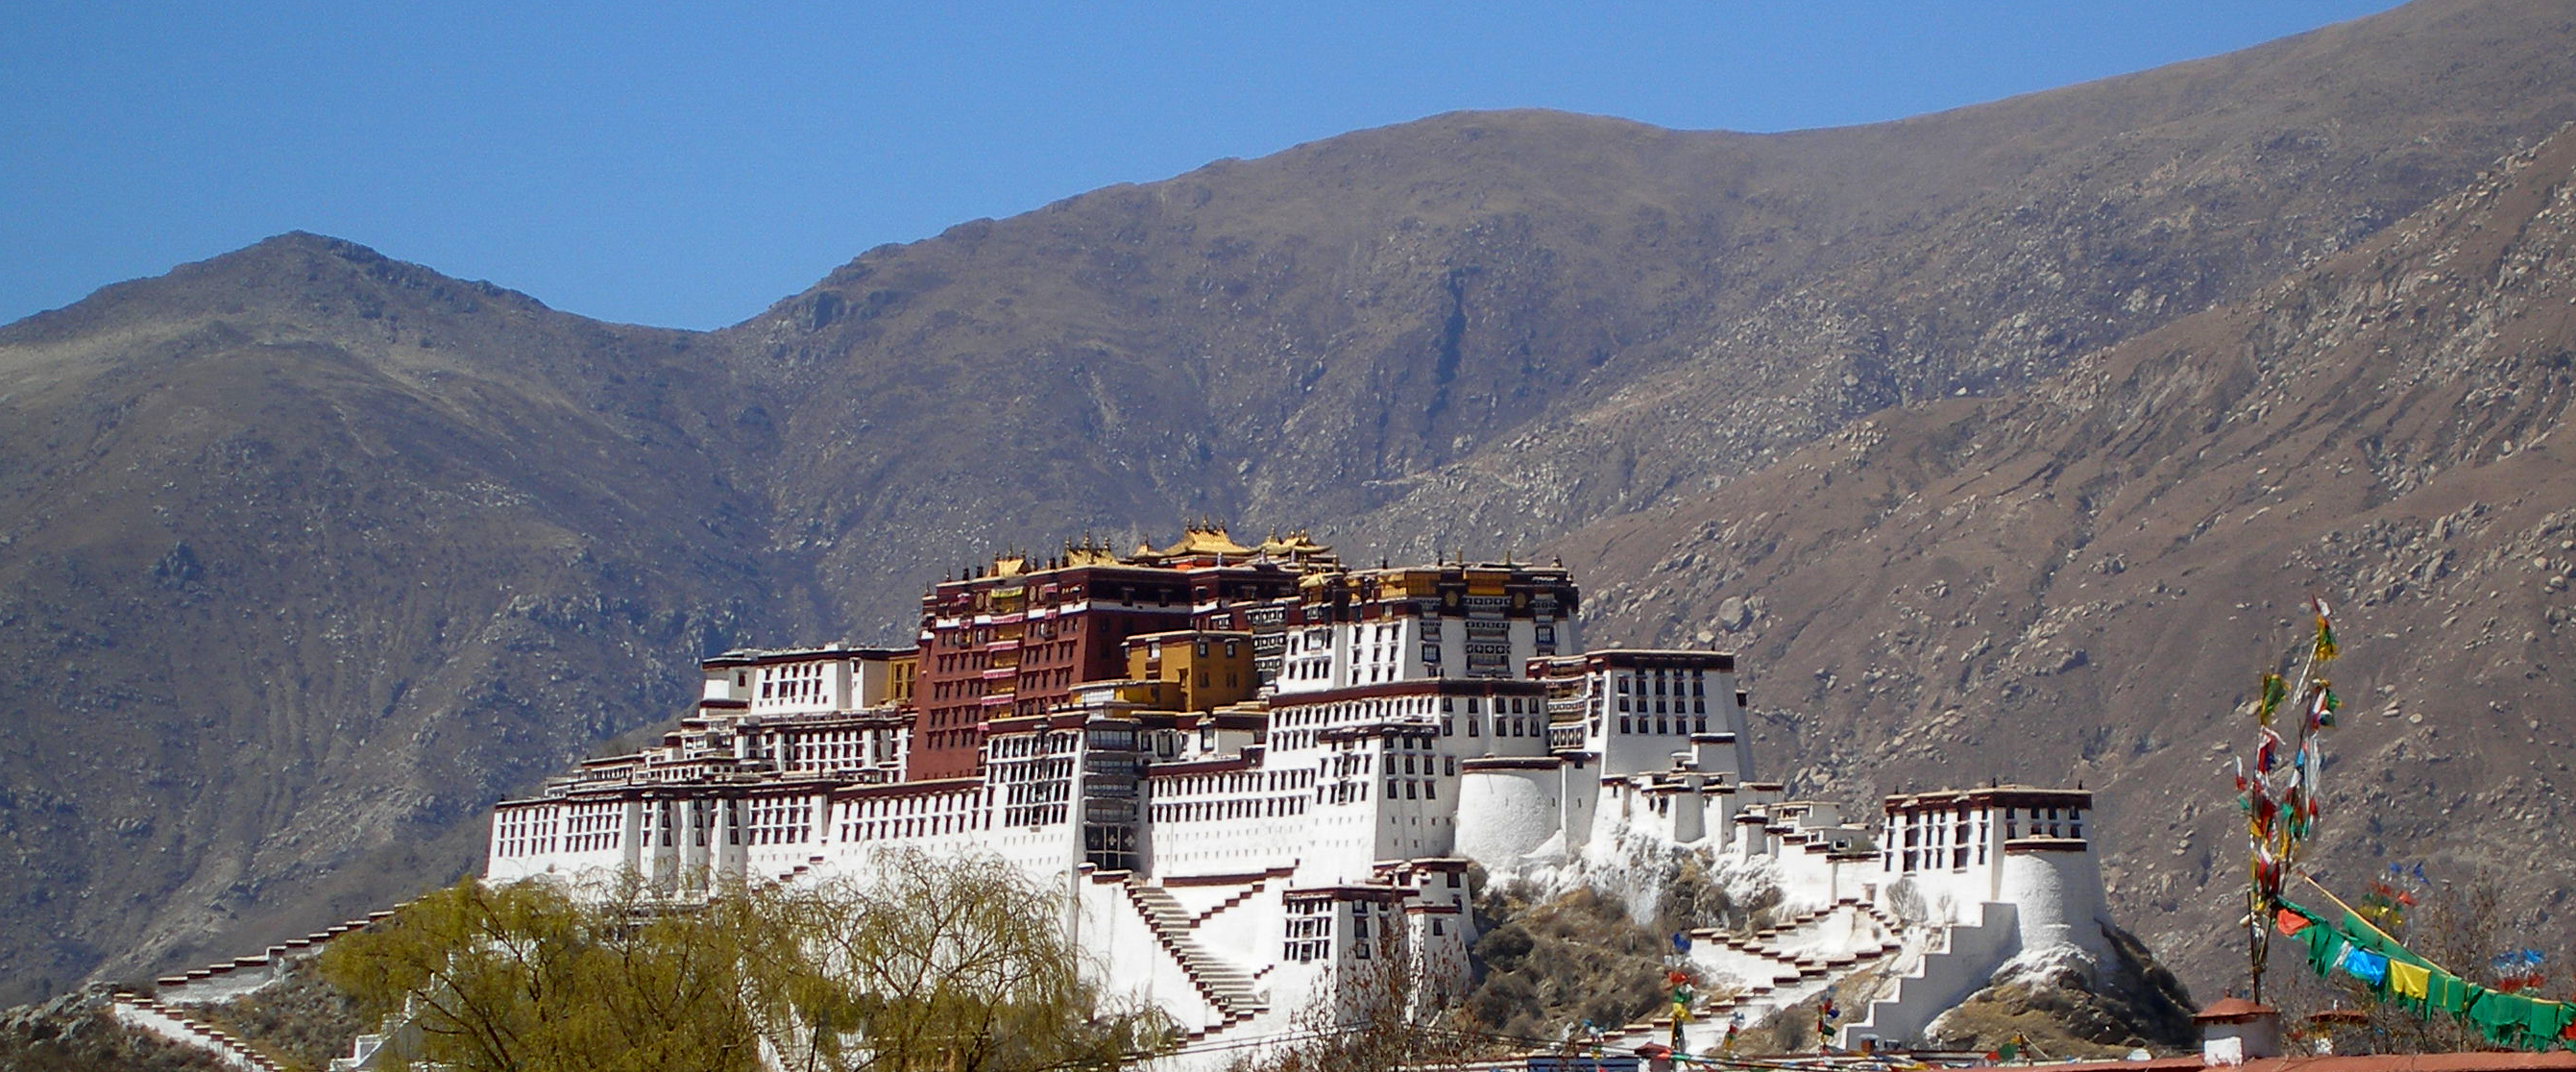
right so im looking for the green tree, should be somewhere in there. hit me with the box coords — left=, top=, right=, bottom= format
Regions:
left=722, top=848, right=1166, bottom=1072
left=318, top=873, right=760, bottom=1072
left=319, top=851, right=1160, bottom=1072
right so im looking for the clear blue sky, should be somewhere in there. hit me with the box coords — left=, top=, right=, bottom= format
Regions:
left=3, top=2, right=2407, bottom=331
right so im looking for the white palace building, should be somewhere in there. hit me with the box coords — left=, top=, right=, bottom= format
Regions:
left=483, top=527, right=2116, bottom=1061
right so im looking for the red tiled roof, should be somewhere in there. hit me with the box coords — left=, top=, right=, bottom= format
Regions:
left=2198, top=998, right=2279, bottom=1021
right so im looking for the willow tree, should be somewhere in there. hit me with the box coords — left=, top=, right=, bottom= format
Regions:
left=321, top=851, right=1161, bottom=1072
left=720, top=848, right=1168, bottom=1072
left=318, top=873, right=761, bottom=1072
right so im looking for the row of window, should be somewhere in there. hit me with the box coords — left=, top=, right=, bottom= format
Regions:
left=1614, top=671, right=1708, bottom=696
left=1151, top=794, right=1308, bottom=822
left=1616, top=714, right=1711, bottom=736
left=1379, top=778, right=1438, bottom=801
left=838, top=805, right=985, bottom=842
left=1269, top=711, right=1546, bottom=752
left=744, top=800, right=812, bottom=845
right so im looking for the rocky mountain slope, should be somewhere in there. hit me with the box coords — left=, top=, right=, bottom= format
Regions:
left=1553, top=122, right=2576, bottom=987
left=732, top=0, right=2576, bottom=628
left=0, top=239, right=802, bottom=997
left=3, top=0, right=2575, bottom=1004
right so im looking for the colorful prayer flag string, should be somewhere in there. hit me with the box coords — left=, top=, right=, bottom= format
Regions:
left=2240, top=597, right=2342, bottom=1003
left=2275, top=897, right=2575, bottom=1052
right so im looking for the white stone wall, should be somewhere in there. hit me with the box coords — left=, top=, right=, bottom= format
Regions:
left=1073, top=877, right=1230, bottom=1035
left=1187, top=878, right=1283, bottom=966
left=1453, top=767, right=1559, bottom=868
left=1997, top=846, right=2108, bottom=960
left=1143, top=767, right=1309, bottom=879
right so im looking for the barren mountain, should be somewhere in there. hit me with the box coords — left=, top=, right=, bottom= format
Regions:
left=1554, top=122, right=2576, bottom=986
left=733, top=0, right=2576, bottom=628
left=3, top=0, right=2574, bottom=1005
left=0, top=238, right=800, bottom=996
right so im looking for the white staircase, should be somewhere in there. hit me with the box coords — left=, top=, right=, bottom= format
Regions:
left=109, top=988, right=287, bottom=1072
left=1588, top=899, right=1906, bottom=1056
left=1836, top=900, right=2020, bottom=1049
left=1121, top=876, right=1266, bottom=1037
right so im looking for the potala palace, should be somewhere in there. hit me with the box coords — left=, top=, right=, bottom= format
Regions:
left=483, top=526, right=2120, bottom=1062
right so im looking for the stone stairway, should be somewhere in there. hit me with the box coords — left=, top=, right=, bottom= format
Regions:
left=154, top=905, right=407, bottom=1005
left=1835, top=900, right=2018, bottom=1049
left=1187, top=875, right=1276, bottom=926
left=1121, top=876, right=1265, bottom=1037
left=110, top=988, right=287, bottom=1072
left=1590, top=899, right=1907, bottom=1055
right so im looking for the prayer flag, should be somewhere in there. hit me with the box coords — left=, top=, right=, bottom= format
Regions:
left=2390, top=961, right=2431, bottom=1001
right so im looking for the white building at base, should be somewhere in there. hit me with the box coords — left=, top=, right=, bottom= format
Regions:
left=483, top=535, right=2119, bottom=1062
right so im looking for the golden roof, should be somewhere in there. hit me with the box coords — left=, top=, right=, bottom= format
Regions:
left=1256, top=527, right=1333, bottom=557
left=1063, top=534, right=1123, bottom=567
left=1159, top=524, right=1252, bottom=557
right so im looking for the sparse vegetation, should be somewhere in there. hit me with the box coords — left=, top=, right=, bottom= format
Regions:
left=1656, top=856, right=1773, bottom=936
left=1927, top=924, right=2196, bottom=1058
left=0, top=998, right=231, bottom=1072
left=1226, top=930, right=1485, bottom=1072
left=179, top=960, right=366, bottom=1072
left=1461, top=879, right=1671, bottom=1045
